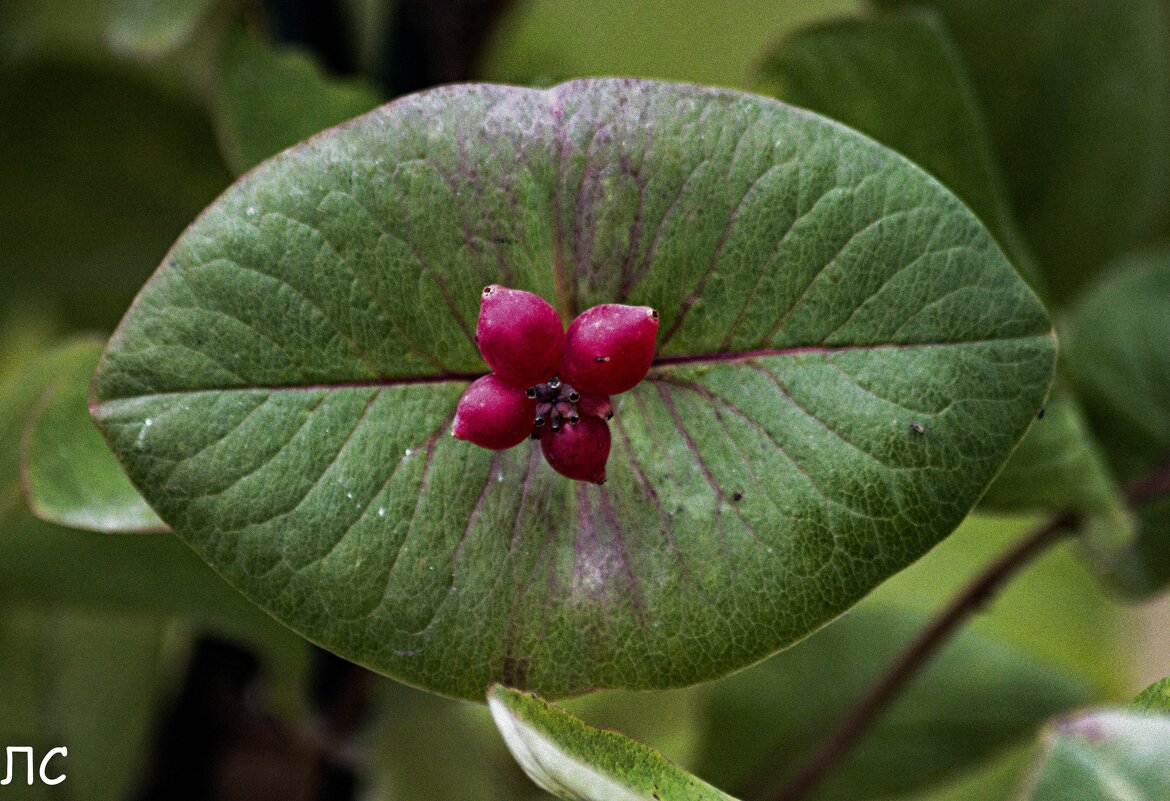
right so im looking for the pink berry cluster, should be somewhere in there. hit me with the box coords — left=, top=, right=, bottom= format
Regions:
left=452, top=285, right=659, bottom=484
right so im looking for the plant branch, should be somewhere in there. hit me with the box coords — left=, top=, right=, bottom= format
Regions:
left=765, top=454, right=1170, bottom=801
left=763, top=511, right=1079, bottom=801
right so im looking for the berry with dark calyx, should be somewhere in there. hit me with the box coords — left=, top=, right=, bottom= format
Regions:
left=541, top=416, right=611, bottom=484
left=576, top=393, right=613, bottom=421
left=559, top=304, right=659, bottom=395
left=476, top=285, right=564, bottom=388
left=452, top=375, right=537, bottom=450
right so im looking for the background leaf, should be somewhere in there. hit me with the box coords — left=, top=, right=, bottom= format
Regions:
left=1016, top=709, right=1170, bottom=801
left=212, top=26, right=382, bottom=174
left=488, top=685, right=736, bottom=801
left=1063, top=249, right=1170, bottom=595
left=752, top=9, right=1040, bottom=290
left=20, top=337, right=165, bottom=532
left=93, top=79, right=1054, bottom=699
left=694, top=605, right=1088, bottom=801
left=873, top=0, right=1170, bottom=303
left=0, top=610, right=166, bottom=801
left=1133, top=677, right=1170, bottom=712
left=0, top=61, right=231, bottom=332
left=0, top=0, right=214, bottom=63
left=749, top=8, right=1123, bottom=519
left=481, top=0, right=859, bottom=88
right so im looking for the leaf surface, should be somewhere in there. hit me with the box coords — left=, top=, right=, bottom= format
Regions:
left=20, top=338, right=165, bottom=532
left=92, top=79, right=1055, bottom=698
left=750, top=10, right=1124, bottom=517
left=1017, top=709, right=1170, bottom=801
left=753, top=9, right=1040, bottom=289
left=488, top=685, right=736, bottom=801
left=1133, top=677, right=1170, bottom=713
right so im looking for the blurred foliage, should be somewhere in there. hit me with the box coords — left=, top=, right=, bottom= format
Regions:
left=0, top=0, right=1168, bottom=799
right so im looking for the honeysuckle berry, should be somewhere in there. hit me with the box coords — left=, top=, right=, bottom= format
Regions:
left=454, top=286, right=658, bottom=483
left=476, top=285, right=564, bottom=388
left=540, top=416, right=611, bottom=484
left=559, top=304, right=659, bottom=395
left=452, top=374, right=536, bottom=450
left=576, top=393, right=613, bottom=420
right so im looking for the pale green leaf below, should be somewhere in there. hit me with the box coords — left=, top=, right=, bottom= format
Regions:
left=20, top=338, right=165, bottom=533
left=488, top=685, right=737, bottom=801
left=370, top=682, right=705, bottom=801
left=213, top=26, right=382, bottom=174
left=873, top=0, right=1170, bottom=304
left=1017, top=709, right=1170, bottom=801
left=1132, top=677, right=1170, bottom=713
left=1064, top=249, right=1170, bottom=596
left=93, top=79, right=1055, bottom=698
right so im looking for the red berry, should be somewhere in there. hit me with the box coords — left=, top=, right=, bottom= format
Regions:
left=559, top=304, right=658, bottom=395
left=476, top=285, right=564, bottom=388
left=576, top=393, right=613, bottom=420
left=540, top=416, right=611, bottom=484
left=452, top=375, right=537, bottom=450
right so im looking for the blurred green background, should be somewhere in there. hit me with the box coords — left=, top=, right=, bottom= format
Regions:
left=1, top=1, right=1167, bottom=800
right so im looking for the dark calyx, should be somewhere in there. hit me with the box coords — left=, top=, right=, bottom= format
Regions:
left=526, top=376, right=580, bottom=438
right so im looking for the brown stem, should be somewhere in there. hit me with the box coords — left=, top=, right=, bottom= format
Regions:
left=764, top=454, right=1170, bottom=801
left=764, top=511, right=1079, bottom=801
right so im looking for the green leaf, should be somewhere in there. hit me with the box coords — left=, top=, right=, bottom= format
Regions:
left=0, top=61, right=232, bottom=332
left=979, top=384, right=1124, bottom=517
left=1017, top=709, right=1170, bottom=801
left=1133, top=677, right=1170, bottom=713
left=20, top=338, right=165, bottom=532
left=749, top=11, right=1130, bottom=518
left=93, top=79, right=1054, bottom=698
left=1064, top=249, right=1170, bottom=595
left=753, top=9, right=1042, bottom=292
left=482, top=0, right=860, bottom=89
left=873, top=0, right=1170, bottom=304
left=0, top=0, right=213, bottom=62
left=106, top=0, right=215, bottom=59
left=693, top=605, right=1089, bottom=801
left=212, top=26, right=381, bottom=174
left=488, top=685, right=736, bottom=801
left=371, top=682, right=704, bottom=801
left=0, top=338, right=100, bottom=515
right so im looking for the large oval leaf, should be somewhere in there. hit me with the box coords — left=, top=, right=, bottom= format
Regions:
left=92, top=79, right=1054, bottom=698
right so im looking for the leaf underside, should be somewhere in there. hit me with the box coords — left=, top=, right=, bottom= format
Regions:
left=488, top=685, right=736, bottom=801
left=92, top=79, right=1054, bottom=698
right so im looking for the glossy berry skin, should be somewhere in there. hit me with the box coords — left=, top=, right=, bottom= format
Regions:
left=452, top=375, right=537, bottom=450
left=540, top=416, right=611, bottom=484
left=476, top=285, right=564, bottom=388
left=559, top=304, right=658, bottom=395
left=576, top=393, right=613, bottom=420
